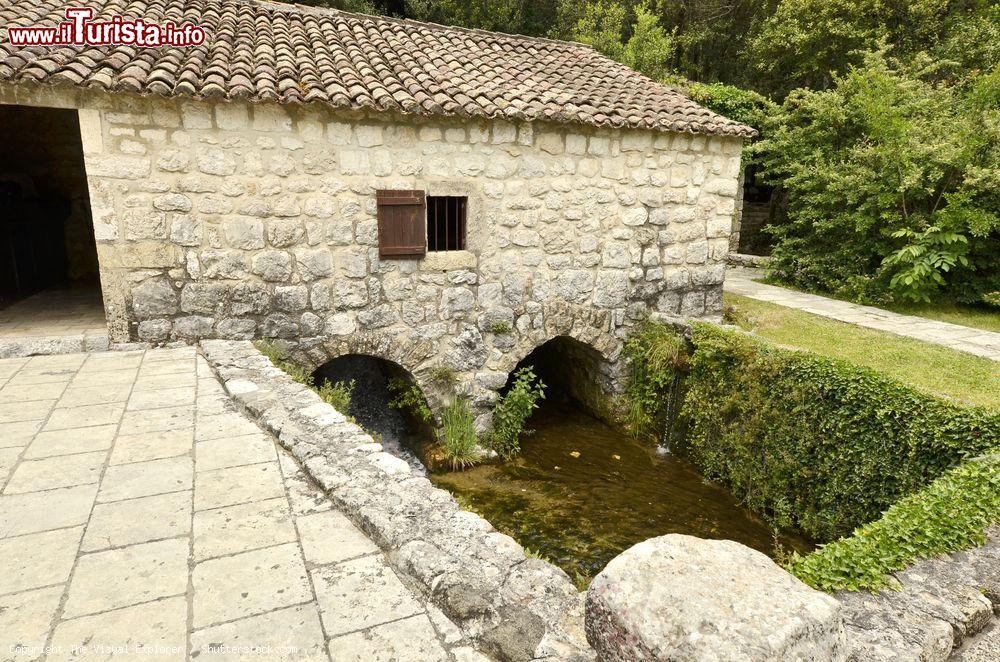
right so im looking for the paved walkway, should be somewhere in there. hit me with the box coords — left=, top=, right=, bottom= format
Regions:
left=725, top=268, right=1000, bottom=361
left=0, top=288, right=109, bottom=358
left=0, top=347, right=482, bottom=662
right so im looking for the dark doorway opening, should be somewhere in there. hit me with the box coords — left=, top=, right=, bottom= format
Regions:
left=0, top=105, right=105, bottom=337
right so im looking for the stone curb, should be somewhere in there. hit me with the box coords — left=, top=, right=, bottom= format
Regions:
left=0, top=333, right=133, bottom=359
left=199, top=339, right=594, bottom=662
left=726, top=252, right=770, bottom=268
left=836, top=526, right=1000, bottom=661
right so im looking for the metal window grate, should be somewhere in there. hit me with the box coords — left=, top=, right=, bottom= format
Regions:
left=426, top=196, right=466, bottom=251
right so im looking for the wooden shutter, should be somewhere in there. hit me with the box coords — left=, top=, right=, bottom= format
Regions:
left=377, top=190, right=426, bottom=259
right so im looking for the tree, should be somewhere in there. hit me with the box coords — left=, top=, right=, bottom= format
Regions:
left=753, top=50, right=999, bottom=304
left=569, top=2, right=676, bottom=80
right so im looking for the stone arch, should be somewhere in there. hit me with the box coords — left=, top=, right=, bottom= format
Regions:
left=499, top=334, right=620, bottom=422
left=280, top=331, right=447, bottom=417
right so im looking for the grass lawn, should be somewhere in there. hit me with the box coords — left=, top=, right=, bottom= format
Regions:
left=724, top=293, right=1000, bottom=409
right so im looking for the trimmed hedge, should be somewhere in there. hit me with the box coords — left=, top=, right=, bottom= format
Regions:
left=788, top=453, right=1000, bottom=591
left=627, top=322, right=999, bottom=543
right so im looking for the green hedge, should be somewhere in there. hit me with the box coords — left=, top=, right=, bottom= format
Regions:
left=788, top=453, right=1000, bottom=591
left=628, top=323, right=999, bottom=543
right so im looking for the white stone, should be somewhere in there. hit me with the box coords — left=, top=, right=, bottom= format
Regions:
left=585, top=535, right=845, bottom=661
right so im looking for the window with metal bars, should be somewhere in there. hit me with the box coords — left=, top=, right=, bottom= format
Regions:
left=426, top=196, right=467, bottom=251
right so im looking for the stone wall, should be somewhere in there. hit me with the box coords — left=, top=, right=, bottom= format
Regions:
left=1, top=83, right=744, bottom=414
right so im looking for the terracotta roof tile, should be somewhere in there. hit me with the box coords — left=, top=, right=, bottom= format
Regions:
left=0, top=0, right=754, bottom=137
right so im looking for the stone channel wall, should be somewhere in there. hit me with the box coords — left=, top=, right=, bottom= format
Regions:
left=2, top=83, right=744, bottom=415
left=201, top=339, right=594, bottom=662
left=205, top=339, right=1000, bottom=662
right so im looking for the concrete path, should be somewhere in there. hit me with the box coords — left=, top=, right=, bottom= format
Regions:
left=725, top=268, right=1000, bottom=361
left=0, top=347, right=482, bottom=662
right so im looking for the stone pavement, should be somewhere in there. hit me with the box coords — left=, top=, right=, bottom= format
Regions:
left=725, top=267, right=1000, bottom=361
left=0, top=288, right=109, bottom=359
left=0, top=347, right=484, bottom=662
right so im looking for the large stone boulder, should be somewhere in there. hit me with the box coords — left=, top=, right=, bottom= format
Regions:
left=585, top=534, right=846, bottom=661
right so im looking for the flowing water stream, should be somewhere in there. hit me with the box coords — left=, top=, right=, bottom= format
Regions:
left=316, top=356, right=812, bottom=584
left=416, top=401, right=813, bottom=582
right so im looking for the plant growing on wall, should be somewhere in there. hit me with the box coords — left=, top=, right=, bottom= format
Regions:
left=488, top=320, right=513, bottom=334
left=427, top=364, right=457, bottom=389
left=623, top=322, right=999, bottom=543
left=486, top=367, right=546, bottom=460
left=317, top=378, right=355, bottom=414
left=621, top=321, right=689, bottom=439
left=255, top=340, right=359, bottom=424
left=387, top=377, right=434, bottom=424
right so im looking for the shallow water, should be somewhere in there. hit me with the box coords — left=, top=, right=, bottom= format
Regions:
left=421, top=401, right=813, bottom=582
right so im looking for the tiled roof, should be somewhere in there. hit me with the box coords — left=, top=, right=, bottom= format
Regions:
left=0, top=0, right=755, bottom=137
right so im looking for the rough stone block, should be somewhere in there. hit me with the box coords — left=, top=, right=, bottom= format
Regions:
left=223, top=217, right=265, bottom=250
left=215, top=102, right=249, bottom=130
left=131, top=279, right=178, bottom=318
left=87, top=155, right=152, bottom=179
left=586, top=535, right=845, bottom=661
left=251, top=251, right=293, bottom=282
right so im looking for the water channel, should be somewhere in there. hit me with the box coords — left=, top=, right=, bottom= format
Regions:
left=316, top=356, right=813, bottom=584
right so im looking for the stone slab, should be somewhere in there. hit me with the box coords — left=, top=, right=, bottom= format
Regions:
left=193, top=497, right=296, bottom=560
left=0, top=483, right=98, bottom=537
left=311, top=554, right=424, bottom=637
left=0, top=526, right=84, bottom=595
left=82, top=491, right=193, bottom=552
left=191, top=542, right=313, bottom=628
left=189, top=604, right=327, bottom=662
left=97, top=455, right=193, bottom=503
left=62, top=538, right=190, bottom=618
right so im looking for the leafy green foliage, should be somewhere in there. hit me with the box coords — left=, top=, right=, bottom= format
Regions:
left=255, top=341, right=355, bottom=415
left=387, top=377, right=434, bottom=424
left=486, top=368, right=546, bottom=460
left=622, top=323, right=1000, bottom=543
left=621, top=322, right=688, bottom=438
left=678, top=80, right=775, bottom=131
left=439, top=397, right=480, bottom=468
left=317, top=378, right=355, bottom=413
left=788, top=453, right=1000, bottom=591
left=753, top=51, right=1000, bottom=306
left=427, top=364, right=457, bottom=389
left=570, top=2, right=676, bottom=80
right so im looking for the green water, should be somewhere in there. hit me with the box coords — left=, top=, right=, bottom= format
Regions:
left=421, top=402, right=813, bottom=583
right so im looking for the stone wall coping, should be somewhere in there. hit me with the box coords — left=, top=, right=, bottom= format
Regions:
left=835, top=526, right=1000, bottom=661
left=199, top=339, right=595, bottom=662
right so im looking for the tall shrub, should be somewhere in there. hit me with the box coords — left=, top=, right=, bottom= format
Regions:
left=753, top=50, right=1000, bottom=305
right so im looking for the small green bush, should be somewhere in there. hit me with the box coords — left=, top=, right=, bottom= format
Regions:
left=317, top=378, right=354, bottom=413
left=256, top=340, right=356, bottom=420
left=439, top=397, right=480, bottom=468
left=486, top=367, right=546, bottom=460
left=387, top=377, right=434, bottom=424
left=621, top=322, right=688, bottom=438
left=427, top=365, right=457, bottom=389
left=623, top=323, right=999, bottom=543
left=788, top=453, right=1000, bottom=591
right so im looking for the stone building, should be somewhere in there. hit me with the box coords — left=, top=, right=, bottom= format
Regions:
left=0, top=0, right=751, bottom=415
